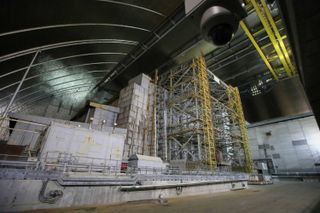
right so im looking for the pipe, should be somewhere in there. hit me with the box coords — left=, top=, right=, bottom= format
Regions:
left=120, top=179, right=248, bottom=191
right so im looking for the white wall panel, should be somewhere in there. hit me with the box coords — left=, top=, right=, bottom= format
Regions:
left=248, top=115, right=320, bottom=172
left=40, top=122, right=126, bottom=167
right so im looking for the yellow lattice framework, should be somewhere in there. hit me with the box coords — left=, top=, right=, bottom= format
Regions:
left=193, top=57, right=216, bottom=169
left=241, top=0, right=296, bottom=79
left=227, top=86, right=254, bottom=173
left=157, top=56, right=254, bottom=172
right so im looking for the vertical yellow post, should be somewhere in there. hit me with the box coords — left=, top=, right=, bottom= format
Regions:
left=230, top=86, right=254, bottom=173
left=195, top=56, right=216, bottom=169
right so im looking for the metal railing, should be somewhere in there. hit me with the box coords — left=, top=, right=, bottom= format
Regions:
left=0, top=153, right=249, bottom=184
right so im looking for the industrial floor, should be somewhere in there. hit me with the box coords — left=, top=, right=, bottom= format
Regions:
left=24, top=181, right=320, bottom=213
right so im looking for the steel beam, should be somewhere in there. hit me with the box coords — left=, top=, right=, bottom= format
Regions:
left=0, top=62, right=116, bottom=92
left=10, top=85, right=96, bottom=112
left=0, top=71, right=107, bottom=103
left=0, top=77, right=102, bottom=111
left=240, top=21, right=278, bottom=80
left=260, top=0, right=295, bottom=75
left=96, top=0, right=165, bottom=16
left=97, top=4, right=186, bottom=87
left=250, top=0, right=293, bottom=76
left=1, top=51, right=39, bottom=119
left=0, top=52, right=126, bottom=79
left=0, top=39, right=137, bottom=62
left=0, top=23, right=150, bottom=37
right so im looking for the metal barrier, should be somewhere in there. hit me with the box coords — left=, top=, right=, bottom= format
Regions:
left=0, top=153, right=249, bottom=184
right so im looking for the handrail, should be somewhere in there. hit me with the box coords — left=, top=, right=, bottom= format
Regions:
left=0, top=153, right=249, bottom=179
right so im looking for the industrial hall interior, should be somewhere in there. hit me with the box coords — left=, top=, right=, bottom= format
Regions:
left=0, top=0, right=320, bottom=213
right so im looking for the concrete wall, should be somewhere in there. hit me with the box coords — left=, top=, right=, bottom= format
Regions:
left=0, top=119, right=9, bottom=142
left=5, top=113, right=127, bottom=149
left=117, top=73, right=155, bottom=159
left=0, top=179, right=247, bottom=212
left=248, top=115, right=320, bottom=172
left=7, top=122, right=45, bottom=151
left=40, top=122, right=125, bottom=165
left=88, top=103, right=120, bottom=127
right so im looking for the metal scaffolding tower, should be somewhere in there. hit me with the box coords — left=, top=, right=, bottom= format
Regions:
left=227, top=86, right=254, bottom=173
left=156, top=56, right=253, bottom=172
left=157, top=58, right=215, bottom=169
left=207, top=68, right=253, bottom=172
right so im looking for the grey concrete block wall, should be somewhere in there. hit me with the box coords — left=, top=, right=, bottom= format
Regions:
left=117, top=73, right=154, bottom=159
left=0, top=119, right=10, bottom=141
left=91, top=106, right=119, bottom=127
left=248, top=115, right=320, bottom=172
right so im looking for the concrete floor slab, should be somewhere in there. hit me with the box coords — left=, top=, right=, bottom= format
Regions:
left=22, top=181, right=320, bottom=213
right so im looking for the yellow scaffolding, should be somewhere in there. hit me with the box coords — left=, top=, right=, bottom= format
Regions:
left=194, top=57, right=217, bottom=169
left=227, top=86, right=254, bottom=173
left=260, top=0, right=295, bottom=75
left=157, top=56, right=253, bottom=172
left=241, top=0, right=296, bottom=79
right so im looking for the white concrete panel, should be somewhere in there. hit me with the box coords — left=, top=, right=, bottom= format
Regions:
left=298, top=159, right=316, bottom=169
left=249, top=115, right=320, bottom=172
left=40, top=122, right=125, bottom=166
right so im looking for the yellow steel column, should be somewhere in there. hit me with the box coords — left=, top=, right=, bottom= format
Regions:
left=234, top=87, right=254, bottom=173
left=227, top=86, right=254, bottom=173
left=195, top=56, right=216, bottom=169
left=240, top=21, right=279, bottom=80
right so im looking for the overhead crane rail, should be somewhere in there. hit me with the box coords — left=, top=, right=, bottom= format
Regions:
left=241, top=0, right=296, bottom=80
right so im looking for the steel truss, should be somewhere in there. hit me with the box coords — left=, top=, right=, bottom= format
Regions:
left=226, top=86, right=254, bottom=172
left=241, top=0, right=296, bottom=80
left=156, top=56, right=253, bottom=172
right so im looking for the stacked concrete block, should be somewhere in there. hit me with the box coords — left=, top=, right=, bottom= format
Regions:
left=87, top=102, right=120, bottom=128
left=145, top=82, right=157, bottom=156
left=0, top=119, right=9, bottom=142
left=128, top=73, right=151, bottom=89
left=117, top=74, right=155, bottom=160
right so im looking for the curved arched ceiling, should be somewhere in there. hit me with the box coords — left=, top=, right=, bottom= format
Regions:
left=0, top=0, right=182, bottom=114
left=1, top=0, right=305, bottom=123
